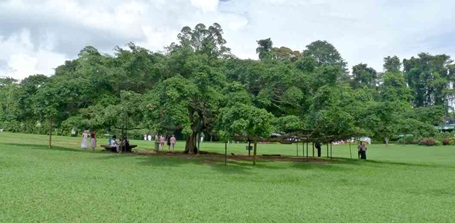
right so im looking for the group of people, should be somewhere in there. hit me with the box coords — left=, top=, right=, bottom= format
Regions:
left=144, top=133, right=177, bottom=152
left=158, top=134, right=176, bottom=152
left=108, top=135, right=130, bottom=153
left=81, top=130, right=96, bottom=151
left=82, top=129, right=177, bottom=153
left=143, top=133, right=176, bottom=152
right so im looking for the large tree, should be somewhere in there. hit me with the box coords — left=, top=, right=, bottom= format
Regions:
left=403, top=53, right=455, bottom=109
left=256, top=38, right=273, bottom=61
left=0, top=77, right=20, bottom=131
left=6, top=23, right=455, bottom=150
left=144, top=23, right=229, bottom=153
left=170, top=23, right=231, bottom=59
left=351, top=63, right=378, bottom=89
left=383, top=55, right=401, bottom=73
left=302, top=40, right=348, bottom=73
left=271, top=46, right=301, bottom=62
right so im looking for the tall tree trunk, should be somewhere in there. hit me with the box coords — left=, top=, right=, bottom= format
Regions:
left=184, top=131, right=198, bottom=154
left=253, top=140, right=257, bottom=165
left=48, top=117, right=53, bottom=149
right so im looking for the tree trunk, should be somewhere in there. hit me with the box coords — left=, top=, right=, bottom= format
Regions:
left=253, top=140, right=257, bottom=165
left=184, top=131, right=198, bottom=154
left=48, top=117, right=53, bottom=149
left=385, top=137, right=389, bottom=148
left=312, top=142, right=314, bottom=157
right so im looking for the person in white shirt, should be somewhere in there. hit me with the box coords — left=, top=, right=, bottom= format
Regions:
left=110, top=135, right=120, bottom=152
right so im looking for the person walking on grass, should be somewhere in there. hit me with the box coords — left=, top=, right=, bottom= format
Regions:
left=170, top=135, right=176, bottom=152
left=90, top=131, right=96, bottom=151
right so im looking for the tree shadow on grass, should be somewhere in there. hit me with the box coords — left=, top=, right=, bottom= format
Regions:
left=134, top=154, right=258, bottom=175
left=362, top=159, right=454, bottom=169
left=209, top=161, right=255, bottom=175
left=9, top=142, right=445, bottom=172
left=319, top=157, right=455, bottom=169
left=132, top=152, right=358, bottom=175
left=1, top=143, right=88, bottom=153
left=93, top=152, right=139, bottom=160
left=1, top=143, right=133, bottom=160
left=211, top=157, right=363, bottom=174
left=290, top=162, right=350, bottom=172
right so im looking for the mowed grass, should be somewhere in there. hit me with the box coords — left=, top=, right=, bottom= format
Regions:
left=0, top=133, right=454, bottom=222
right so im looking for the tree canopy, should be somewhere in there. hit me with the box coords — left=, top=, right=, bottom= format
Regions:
left=1, top=22, right=452, bottom=150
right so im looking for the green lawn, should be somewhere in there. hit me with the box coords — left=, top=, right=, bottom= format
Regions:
left=0, top=132, right=454, bottom=222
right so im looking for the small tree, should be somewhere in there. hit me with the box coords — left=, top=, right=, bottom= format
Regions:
left=216, top=103, right=274, bottom=165
left=34, top=85, right=60, bottom=148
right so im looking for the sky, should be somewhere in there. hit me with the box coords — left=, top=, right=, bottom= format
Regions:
left=1, top=0, right=455, bottom=80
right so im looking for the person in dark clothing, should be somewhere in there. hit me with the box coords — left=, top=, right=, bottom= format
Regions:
left=167, top=136, right=171, bottom=151
left=315, top=142, right=322, bottom=157
left=117, top=136, right=130, bottom=153
left=357, top=142, right=362, bottom=159
left=359, top=143, right=367, bottom=160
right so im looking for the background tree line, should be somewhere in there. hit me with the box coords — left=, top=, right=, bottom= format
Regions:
left=1, top=23, right=455, bottom=152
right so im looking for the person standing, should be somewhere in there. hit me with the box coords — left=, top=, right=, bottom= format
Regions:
left=359, top=143, right=367, bottom=160
left=167, top=136, right=171, bottom=151
left=170, top=135, right=176, bottom=152
left=357, top=142, right=362, bottom=159
left=90, top=131, right=96, bottom=151
left=315, top=141, right=322, bottom=157
left=81, top=130, right=88, bottom=150
left=159, top=135, right=165, bottom=151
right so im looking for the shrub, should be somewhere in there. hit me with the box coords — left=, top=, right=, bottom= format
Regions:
left=404, top=136, right=416, bottom=144
left=397, top=136, right=419, bottom=144
left=420, top=138, right=436, bottom=146
left=443, top=138, right=450, bottom=145
left=435, top=139, right=442, bottom=146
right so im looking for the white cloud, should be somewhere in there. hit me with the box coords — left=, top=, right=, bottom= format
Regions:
left=8, top=54, right=39, bottom=78
left=1, top=0, right=455, bottom=80
left=191, top=0, right=219, bottom=12
left=0, top=29, right=67, bottom=80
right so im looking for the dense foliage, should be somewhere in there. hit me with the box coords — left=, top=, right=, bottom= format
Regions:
left=1, top=23, right=454, bottom=151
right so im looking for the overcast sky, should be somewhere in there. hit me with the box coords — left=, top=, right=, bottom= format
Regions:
left=1, top=0, right=455, bottom=80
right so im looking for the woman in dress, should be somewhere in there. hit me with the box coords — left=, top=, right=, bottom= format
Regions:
left=90, top=131, right=96, bottom=151
left=81, top=130, right=88, bottom=150
left=170, top=135, right=176, bottom=152
left=159, top=135, right=165, bottom=151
